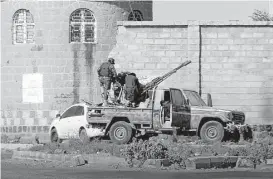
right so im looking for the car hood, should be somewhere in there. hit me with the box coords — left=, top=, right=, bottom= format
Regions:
left=191, top=105, right=245, bottom=116
left=191, top=106, right=232, bottom=113
left=190, top=105, right=245, bottom=124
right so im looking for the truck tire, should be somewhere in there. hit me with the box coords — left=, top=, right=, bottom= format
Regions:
left=200, top=121, right=224, bottom=143
left=109, top=121, right=133, bottom=145
left=79, top=128, right=90, bottom=144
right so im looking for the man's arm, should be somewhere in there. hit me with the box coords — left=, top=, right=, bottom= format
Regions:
left=109, top=64, right=117, bottom=78
left=135, top=77, right=140, bottom=88
left=97, top=65, right=101, bottom=76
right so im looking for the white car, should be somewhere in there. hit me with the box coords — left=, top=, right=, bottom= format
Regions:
left=49, top=103, right=105, bottom=143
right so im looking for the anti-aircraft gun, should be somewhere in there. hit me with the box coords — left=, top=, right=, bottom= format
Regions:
left=133, top=60, right=191, bottom=104
left=113, top=60, right=191, bottom=105
left=81, top=61, right=191, bottom=107
left=140, top=60, right=192, bottom=95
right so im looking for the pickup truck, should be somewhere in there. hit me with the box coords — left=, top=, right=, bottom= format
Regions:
left=49, top=87, right=245, bottom=144
left=85, top=87, right=245, bottom=144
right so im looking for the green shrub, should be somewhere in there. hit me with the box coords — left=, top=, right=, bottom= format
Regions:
left=122, top=138, right=167, bottom=167
left=165, top=143, right=194, bottom=168
left=27, top=134, right=273, bottom=169
left=227, top=143, right=273, bottom=166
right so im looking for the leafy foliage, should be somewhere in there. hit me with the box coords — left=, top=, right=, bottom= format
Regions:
left=165, top=143, right=194, bottom=168
left=123, top=138, right=168, bottom=167
left=250, top=9, right=273, bottom=21
left=27, top=127, right=273, bottom=169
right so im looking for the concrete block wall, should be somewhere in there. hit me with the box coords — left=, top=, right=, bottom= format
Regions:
left=110, top=21, right=273, bottom=125
left=1, top=0, right=153, bottom=136
left=200, top=22, right=273, bottom=124
left=109, top=22, right=199, bottom=91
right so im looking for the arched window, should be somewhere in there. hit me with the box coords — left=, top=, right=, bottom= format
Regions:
left=70, top=8, right=96, bottom=43
left=128, top=10, right=143, bottom=21
left=12, top=9, right=35, bottom=44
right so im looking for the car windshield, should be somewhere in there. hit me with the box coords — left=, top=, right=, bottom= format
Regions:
left=183, top=90, right=207, bottom=106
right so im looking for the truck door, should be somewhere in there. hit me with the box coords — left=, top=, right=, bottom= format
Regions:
left=170, top=88, right=191, bottom=129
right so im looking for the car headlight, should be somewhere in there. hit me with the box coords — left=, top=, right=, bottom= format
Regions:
left=229, top=112, right=233, bottom=120
left=241, top=115, right=245, bottom=122
left=224, top=112, right=233, bottom=120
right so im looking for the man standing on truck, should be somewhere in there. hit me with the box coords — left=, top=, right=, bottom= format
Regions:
left=124, top=73, right=140, bottom=107
left=97, top=58, right=117, bottom=106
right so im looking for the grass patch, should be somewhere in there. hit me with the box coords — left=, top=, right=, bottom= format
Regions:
left=28, top=139, right=126, bottom=157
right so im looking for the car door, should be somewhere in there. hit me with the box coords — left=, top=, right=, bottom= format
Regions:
left=68, top=105, right=85, bottom=139
left=170, top=88, right=191, bottom=130
left=57, top=106, right=77, bottom=139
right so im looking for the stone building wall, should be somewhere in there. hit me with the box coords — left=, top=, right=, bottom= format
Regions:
left=0, top=0, right=153, bottom=137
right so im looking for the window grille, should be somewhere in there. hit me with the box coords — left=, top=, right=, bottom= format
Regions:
left=128, top=10, right=143, bottom=21
left=70, top=9, right=96, bottom=43
left=12, top=9, right=35, bottom=44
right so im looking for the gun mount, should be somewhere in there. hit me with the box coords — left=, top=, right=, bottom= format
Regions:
left=141, top=60, right=192, bottom=95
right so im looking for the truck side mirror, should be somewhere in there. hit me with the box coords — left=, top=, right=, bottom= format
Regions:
left=207, top=93, right=212, bottom=107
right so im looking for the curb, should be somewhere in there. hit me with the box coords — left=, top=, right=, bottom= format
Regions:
left=187, top=144, right=247, bottom=148
left=1, top=144, right=35, bottom=150
left=267, top=159, right=273, bottom=165
left=12, top=150, right=126, bottom=166
left=185, top=156, right=239, bottom=170
left=143, top=159, right=171, bottom=169
left=143, top=156, right=240, bottom=170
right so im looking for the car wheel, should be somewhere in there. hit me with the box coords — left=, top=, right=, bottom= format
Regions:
left=79, top=128, right=90, bottom=143
left=51, top=128, right=62, bottom=143
left=109, top=121, right=133, bottom=145
left=200, top=121, right=224, bottom=143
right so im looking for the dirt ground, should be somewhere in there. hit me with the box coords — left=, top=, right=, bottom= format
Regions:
left=2, top=149, right=273, bottom=172
left=2, top=157, right=273, bottom=179
left=2, top=147, right=273, bottom=179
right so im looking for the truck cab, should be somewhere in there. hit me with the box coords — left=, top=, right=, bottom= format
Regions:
left=182, top=89, right=245, bottom=142
left=152, top=87, right=245, bottom=143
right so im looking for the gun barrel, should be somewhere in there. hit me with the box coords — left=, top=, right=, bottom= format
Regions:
left=141, top=60, right=191, bottom=94
left=166, top=60, right=191, bottom=75
left=156, top=60, right=191, bottom=81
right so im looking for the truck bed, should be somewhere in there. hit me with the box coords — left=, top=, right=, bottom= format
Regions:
left=86, top=106, right=153, bottom=125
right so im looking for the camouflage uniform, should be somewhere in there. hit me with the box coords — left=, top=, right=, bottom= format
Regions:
left=124, top=73, right=140, bottom=107
left=97, top=58, right=117, bottom=105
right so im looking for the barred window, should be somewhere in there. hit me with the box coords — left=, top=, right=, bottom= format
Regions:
left=70, top=9, right=96, bottom=43
left=128, top=10, right=143, bottom=21
left=12, top=9, right=35, bottom=44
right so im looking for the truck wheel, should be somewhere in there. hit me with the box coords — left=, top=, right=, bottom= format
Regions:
left=79, top=128, right=90, bottom=143
left=109, top=121, right=133, bottom=145
left=50, top=128, right=62, bottom=143
left=200, top=121, right=224, bottom=143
